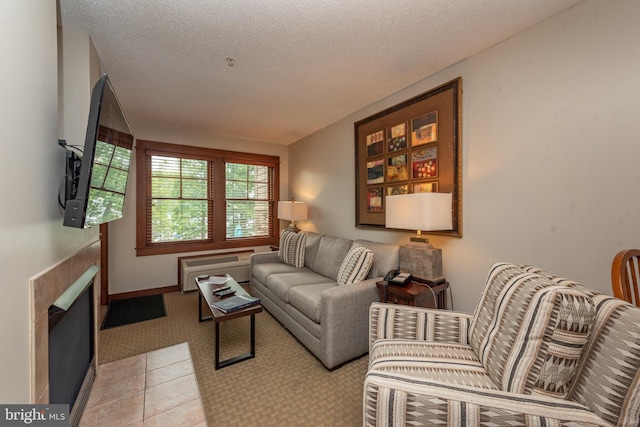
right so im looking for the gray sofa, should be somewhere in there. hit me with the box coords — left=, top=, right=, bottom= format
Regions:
left=249, top=232, right=400, bottom=369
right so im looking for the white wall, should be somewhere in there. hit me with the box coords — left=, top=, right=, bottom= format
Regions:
left=58, top=27, right=101, bottom=148
left=107, top=123, right=289, bottom=295
left=290, top=0, right=640, bottom=313
left=0, top=0, right=99, bottom=402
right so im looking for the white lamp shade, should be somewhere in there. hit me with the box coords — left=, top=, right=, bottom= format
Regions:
left=385, top=193, right=453, bottom=231
left=277, top=201, right=308, bottom=221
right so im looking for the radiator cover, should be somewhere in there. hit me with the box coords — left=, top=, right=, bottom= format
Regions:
left=179, top=251, right=253, bottom=292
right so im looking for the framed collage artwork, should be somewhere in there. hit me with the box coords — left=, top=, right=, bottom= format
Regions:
left=354, top=77, right=462, bottom=236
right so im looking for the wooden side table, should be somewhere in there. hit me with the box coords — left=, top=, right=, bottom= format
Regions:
left=376, top=277, right=449, bottom=309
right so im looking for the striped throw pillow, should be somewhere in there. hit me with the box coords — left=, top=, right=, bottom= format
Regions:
left=472, top=264, right=596, bottom=398
left=278, top=230, right=306, bottom=268
left=337, top=244, right=374, bottom=286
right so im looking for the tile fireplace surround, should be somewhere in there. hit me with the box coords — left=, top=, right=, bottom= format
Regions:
left=30, top=241, right=101, bottom=405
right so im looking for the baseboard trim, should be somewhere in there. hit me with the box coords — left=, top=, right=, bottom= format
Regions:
left=108, top=285, right=180, bottom=301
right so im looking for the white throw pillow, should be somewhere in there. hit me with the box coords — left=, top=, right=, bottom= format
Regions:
left=337, top=244, right=374, bottom=286
left=278, top=230, right=306, bottom=268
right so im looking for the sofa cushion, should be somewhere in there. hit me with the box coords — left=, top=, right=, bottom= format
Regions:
left=252, top=262, right=301, bottom=286
left=288, top=282, right=336, bottom=323
left=337, top=244, right=374, bottom=285
left=353, top=239, right=400, bottom=279
left=312, top=235, right=353, bottom=281
left=369, top=340, right=499, bottom=389
left=470, top=263, right=596, bottom=398
left=267, top=270, right=335, bottom=303
left=278, top=230, right=306, bottom=268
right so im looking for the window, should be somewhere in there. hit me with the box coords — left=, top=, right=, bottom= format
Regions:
left=136, top=140, right=279, bottom=256
left=150, top=156, right=209, bottom=243
left=225, top=163, right=272, bottom=238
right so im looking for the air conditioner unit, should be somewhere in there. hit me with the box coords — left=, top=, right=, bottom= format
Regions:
left=179, top=251, right=254, bottom=292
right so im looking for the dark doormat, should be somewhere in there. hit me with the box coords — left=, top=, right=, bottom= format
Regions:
left=101, top=294, right=166, bottom=330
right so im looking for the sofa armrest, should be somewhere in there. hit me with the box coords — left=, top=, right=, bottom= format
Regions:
left=364, top=371, right=609, bottom=427
left=369, top=302, right=472, bottom=349
left=249, top=250, right=279, bottom=266
left=320, top=278, right=380, bottom=369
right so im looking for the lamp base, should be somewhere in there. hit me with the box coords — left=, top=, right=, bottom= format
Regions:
left=285, top=224, right=301, bottom=233
left=410, top=236, right=430, bottom=244
left=399, top=241, right=443, bottom=283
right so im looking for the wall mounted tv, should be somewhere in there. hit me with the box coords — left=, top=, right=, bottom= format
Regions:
left=63, top=73, right=134, bottom=229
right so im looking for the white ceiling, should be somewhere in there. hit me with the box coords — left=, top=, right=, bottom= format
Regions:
left=58, top=0, right=585, bottom=145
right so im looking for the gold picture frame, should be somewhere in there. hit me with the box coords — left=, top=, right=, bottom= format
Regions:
left=354, top=77, right=462, bottom=236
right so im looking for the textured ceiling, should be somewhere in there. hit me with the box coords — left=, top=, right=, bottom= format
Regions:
left=58, top=0, right=584, bottom=145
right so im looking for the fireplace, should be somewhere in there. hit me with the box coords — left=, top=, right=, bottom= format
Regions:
left=30, top=242, right=101, bottom=424
left=48, top=265, right=98, bottom=427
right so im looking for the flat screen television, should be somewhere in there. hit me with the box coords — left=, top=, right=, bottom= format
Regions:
left=63, top=73, right=134, bottom=228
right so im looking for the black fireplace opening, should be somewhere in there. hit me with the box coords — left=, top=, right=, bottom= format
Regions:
left=48, top=277, right=95, bottom=426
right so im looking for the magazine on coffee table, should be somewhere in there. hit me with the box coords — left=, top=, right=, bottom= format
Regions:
left=197, top=275, right=229, bottom=285
left=211, top=294, right=260, bottom=313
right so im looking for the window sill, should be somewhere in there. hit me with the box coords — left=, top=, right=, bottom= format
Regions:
left=136, top=236, right=278, bottom=256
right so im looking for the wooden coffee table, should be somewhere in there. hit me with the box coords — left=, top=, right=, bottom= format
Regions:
left=196, top=274, right=262, bottom=369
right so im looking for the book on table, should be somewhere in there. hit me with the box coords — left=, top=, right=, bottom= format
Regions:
left=211, top=294, right=260, bottom=313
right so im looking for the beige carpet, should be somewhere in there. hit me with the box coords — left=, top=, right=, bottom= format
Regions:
left=98, top=291, right=367, bottom=426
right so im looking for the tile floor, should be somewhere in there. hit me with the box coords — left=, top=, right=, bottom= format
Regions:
left=79, top=342, right=207, bottom=427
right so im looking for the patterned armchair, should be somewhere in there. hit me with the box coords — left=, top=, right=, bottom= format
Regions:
left=364, top=262, right=640, bottom=427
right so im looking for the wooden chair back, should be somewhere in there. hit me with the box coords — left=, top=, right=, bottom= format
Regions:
left=611, top=249, right=640, bottom=306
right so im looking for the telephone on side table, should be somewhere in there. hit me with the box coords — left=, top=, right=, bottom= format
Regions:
left=384, top=269, right=413, bottom=285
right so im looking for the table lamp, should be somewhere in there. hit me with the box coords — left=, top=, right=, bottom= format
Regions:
left=277, top=200, right=308, bottom=232
left=385, top=192, right=452, bottom=283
